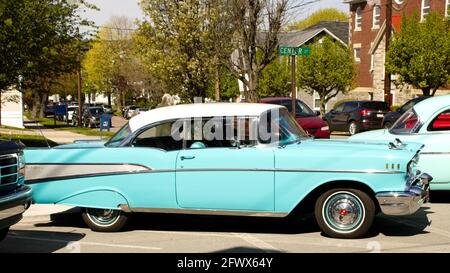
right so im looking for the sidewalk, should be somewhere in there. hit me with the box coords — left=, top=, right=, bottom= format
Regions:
left=23, top=122, right=102, bottom=144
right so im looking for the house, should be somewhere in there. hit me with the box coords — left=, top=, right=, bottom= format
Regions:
left=344, top=0, right=450, bottom=106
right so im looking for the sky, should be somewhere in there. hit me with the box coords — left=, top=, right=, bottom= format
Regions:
left=83, top=0, right=348, bottom=28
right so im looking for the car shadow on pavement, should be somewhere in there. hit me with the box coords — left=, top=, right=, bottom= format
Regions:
left=368, top=206, right=432, bottom=237
left=0, top=229, right=85, bottom=253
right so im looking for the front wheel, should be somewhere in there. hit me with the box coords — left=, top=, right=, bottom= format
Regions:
left=315, top=188, right=375, bottom=239
left=348, top=121, right=360, bottom=135
left=0, top=227, right=9, bottom=242
left=82, top=208, right=129, bottom=232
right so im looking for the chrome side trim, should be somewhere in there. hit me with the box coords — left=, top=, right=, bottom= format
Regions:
left=118, top=204, right=288, bottom=217
left=420, top=152, right=450, bottom=155
left=176, top=168, right=404, bottom=174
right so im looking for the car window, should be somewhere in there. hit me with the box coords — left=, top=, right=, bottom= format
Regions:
left=259, top=108, right=308, bottom=145
left=343, top=102, right=358, bottom=112
left=390, top=109, right=422, bottom=134
left=133, top=120, right=183, bottom=151
left=428, top=110, right=450, bottom=132
left=362, top=101, right=389, bottom=111
left=275, top=100, right=316, bottom=117
left=334, top=103, right=345, bottom=112
left=185, top=116, right=258, bottom=149
left=106, top=123, right=131, bottom=147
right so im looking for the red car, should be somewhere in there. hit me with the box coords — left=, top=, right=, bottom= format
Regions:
left=260, top=97, right=331, bottom=138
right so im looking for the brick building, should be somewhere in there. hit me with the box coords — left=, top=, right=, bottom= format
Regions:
left=343, top=0, right=450, bottom=106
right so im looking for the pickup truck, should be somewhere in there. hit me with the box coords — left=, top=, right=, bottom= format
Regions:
left=0, top=140, right=32, bottom=242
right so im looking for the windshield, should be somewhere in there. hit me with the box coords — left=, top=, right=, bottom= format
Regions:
left=259, top=108, right=309, bottom=145
left=275, top=100, right=316, bottom=117
left=362, top=101, right=389, bottom=111
left=90, top=108, right=104, bottom=115
left=106, top=123, right=132, bottom=147
left=389, top=109, right=422, bottom=134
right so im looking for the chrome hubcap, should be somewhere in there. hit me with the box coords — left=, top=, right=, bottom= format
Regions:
left=323, top=192, right=364, bottom=233
left=349, top=123, right=356, bottom=135
left=86, top=208, right=120, bottom=227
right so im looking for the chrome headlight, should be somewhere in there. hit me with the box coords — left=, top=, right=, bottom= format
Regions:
left=18, top=153, right=26, bottom=178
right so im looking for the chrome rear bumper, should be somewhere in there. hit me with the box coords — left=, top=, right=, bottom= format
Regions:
left=376, top=173, right=431, bottom=216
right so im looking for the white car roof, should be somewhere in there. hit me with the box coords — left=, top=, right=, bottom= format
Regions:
left=128, top=103, right=283, bottom=132
left=414, top=94, right=450, bottom=121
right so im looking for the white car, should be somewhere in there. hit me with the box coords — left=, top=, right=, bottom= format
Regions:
left=350, top=95, right=450, bottom=190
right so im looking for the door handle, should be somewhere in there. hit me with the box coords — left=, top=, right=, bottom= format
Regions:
left=180, top=155, right=195, bottom=160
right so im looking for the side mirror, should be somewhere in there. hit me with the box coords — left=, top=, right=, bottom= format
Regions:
left=190, top=142, right=206, bottom=149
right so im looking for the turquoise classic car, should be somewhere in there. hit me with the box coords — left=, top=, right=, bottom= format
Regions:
left=24, top=103, right=430, bottom=238
left=350, top=95, right=450, bottom=190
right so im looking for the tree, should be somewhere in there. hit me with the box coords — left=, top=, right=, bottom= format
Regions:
left=297, top=36, right=355, bottom=115
left=386, top=12, right=450, bottom=96
left=287, top=8, right=348, bottom=30
left=0, top=0, right=95, bottom=118
left=135, top=0, right=215, bottom=102
left=258, top=57, right=290, bottom=97
left=228, top=0, right=289, bottom=102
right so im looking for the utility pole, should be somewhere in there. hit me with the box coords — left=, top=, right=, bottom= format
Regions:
left=77, top=58, right=82, bottom=127
left=384, top=0, right=393, bottom=107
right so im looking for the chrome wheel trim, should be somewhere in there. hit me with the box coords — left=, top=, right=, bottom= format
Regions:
left=322, top=191, right=365, bottom=234
left=349, top=123, right=356, bottom=135
left=86, top=208, right=121, bottom=227
left=384, top=122, right=392, bottom=129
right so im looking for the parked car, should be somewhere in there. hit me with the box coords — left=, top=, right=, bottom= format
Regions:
left=382, top=96, right=430, bottom=128
left=71, top=107, right=81, bottom=126
left=44, top=104, right=55, bottom=117
left=324, top=100, right=389, bottom=135
left=350, top=95, right=450, bottom=191
left=82, top=107, right=105, bottom=128
left=64, top=105, right=78, bottom=122
left=260, top=97, right=330, bottom=138
left=24, top=103, right=430, bottom=238
left=0, top=140, right=32, bottom=242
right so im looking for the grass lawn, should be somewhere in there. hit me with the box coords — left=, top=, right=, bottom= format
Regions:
left=25, top=112, right=115, bottom=138
left=0, top=134, right=59, bottom=147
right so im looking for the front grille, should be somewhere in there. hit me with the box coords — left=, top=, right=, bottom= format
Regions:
left=0, top=154, right=18, bottom=186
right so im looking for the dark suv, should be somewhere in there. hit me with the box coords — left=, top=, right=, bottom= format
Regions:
left=324, top=100, right=389, bottom=135
left=382, top=96, right=430, bottom=128
left=0, top=140, right=32, bottom=242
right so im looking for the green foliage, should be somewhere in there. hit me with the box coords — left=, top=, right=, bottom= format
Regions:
left=0, top=0, right=95, bottom=118
left=297, top=36, right=355, bottom=115
left=287, top=8, right=348, bottom=30
left=258, top=57, right=291, bottom=97
left=205, top=68, right=240, bottom=101
left=135, top=0, right=219, bottom=102
left=386, top=12, right=450, bottom=96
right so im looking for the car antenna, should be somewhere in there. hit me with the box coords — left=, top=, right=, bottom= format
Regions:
left=35, top=119, right=51, bottom=148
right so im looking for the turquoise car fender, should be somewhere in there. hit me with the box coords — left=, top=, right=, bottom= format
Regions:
left=54, top=188, right=130, bottom=210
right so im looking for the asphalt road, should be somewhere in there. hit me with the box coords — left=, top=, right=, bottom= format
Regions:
left=2, top=192, right=450, bottom=253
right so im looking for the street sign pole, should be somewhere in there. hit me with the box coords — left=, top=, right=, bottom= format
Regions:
left=291, top=55, right=296, bottom=117
left=278, top=46, right=310, bottom=117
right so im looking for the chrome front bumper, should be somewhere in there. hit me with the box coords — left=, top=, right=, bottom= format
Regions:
left=376, top=173, right=431, bottom=216
left=0, top=185, right=32, bottom=229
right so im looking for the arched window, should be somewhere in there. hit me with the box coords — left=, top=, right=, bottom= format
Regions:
left=373, top=5, right=381, bottom=29
left=355, top=7, right=362, bottom=31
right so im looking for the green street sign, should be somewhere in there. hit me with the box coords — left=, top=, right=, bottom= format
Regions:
left=278, top=46, right=311, bottom=56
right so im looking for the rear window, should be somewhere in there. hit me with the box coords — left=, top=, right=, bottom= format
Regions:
left=362, top=101, right=389, bottom=111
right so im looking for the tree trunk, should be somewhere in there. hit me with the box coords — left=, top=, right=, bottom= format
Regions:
left=431, top=87, right=438, bottom=96
left=422, top=87, right=431, bottom=96
left=320, top=96, right=327, bottom=117
left=214, top=66, right=221, bottom=102
left=31, top=92, right=48, bottom=118
left=245, top=71, right=260, bottom=102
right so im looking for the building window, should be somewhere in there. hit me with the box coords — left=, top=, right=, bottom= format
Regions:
left=355, top=7, right=362, bottom=31
left=421, top=0, right=430, bottom=21
left=354, top=45, right=361, bottom=63
left=446, top=0, right=450, bottom=17
left=372, top=5, right=381, bottom=29
left=313, top=91, right=322, bottom=111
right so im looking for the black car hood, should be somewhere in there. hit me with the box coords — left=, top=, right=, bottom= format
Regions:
left=0, top=139, right=24, bottom=155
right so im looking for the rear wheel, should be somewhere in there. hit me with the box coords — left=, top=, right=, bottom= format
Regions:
left=348, top=121, right=360, bottom=135
left=82, top=208, right=129, bottom=232
left=0, top=227, right=9, bottom=242
left=383, top=122, right=392, bottom=129
left=315, top=188, right=375, bottom=239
